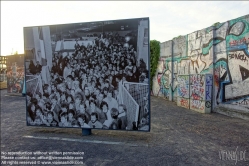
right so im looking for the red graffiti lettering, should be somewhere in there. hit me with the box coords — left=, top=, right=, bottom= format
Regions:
left=229, top=37, right=247, bottom=46
left=191, top=100, right=204, bottom=110
left=200, top=88, right=204, bottom=94
left=191, top=105, right=204, bottom=110
left=192, top=94, right=201, bottom=100
left=180, top=99, right=189, bottom=108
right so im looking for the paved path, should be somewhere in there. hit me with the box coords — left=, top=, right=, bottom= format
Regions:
left=1, top=89, right=248, bottom=166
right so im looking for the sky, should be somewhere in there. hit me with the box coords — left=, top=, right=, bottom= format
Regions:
left=1, top=1, right=249, bottom=56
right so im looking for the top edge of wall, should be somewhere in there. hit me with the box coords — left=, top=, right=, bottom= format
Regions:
left=161, top=14, right=249, bottom=44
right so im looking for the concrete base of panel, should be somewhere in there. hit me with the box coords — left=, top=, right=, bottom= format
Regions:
left=177, top=97, right=190, bottom=109
left=189, top=99, right=212, bottom=114
left=214, top=105, right=249, bottom=121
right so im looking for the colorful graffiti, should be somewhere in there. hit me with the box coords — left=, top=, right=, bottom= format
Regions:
left=190, top=99, right=205, bottom=111
left=189, top=74, right=212, bottom=113
left=6, top=55, right=25, bottom=94
left=190, top=74, right=205, bottom=100
left=205, top=74, right=213, bottom=101
left=177, top=75, right=189, bottom=98
left=177, top=97, right=189, bottom=109
left=152, top=14, right=249, bottom=113
left=215, top=15, right=249, bottom=110
left=152, top=41, right=172, bottom=99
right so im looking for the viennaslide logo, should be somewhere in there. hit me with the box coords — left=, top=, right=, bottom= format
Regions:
left=219, top=146, right=246, bottom=165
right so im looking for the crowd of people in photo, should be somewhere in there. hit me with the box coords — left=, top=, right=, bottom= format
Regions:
left=26, top=31, right=150, bottom=130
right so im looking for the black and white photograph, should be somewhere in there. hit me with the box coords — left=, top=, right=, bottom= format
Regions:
left=23, top=18, right=150, bottom=131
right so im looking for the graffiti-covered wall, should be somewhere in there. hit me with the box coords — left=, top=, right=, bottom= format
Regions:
left=214, top=15, right=249, bottom=116
left=152, top=41, right=172, bottom=99
left=6, top=54, right=25, bottom=94
left=153, top=14, right=249, bottom=117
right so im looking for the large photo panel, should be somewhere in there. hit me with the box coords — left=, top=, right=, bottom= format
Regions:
left=24, top=18, right=150, bottom=131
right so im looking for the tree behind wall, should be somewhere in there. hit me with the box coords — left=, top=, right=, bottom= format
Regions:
left=150, top=40, right=160, bottom=90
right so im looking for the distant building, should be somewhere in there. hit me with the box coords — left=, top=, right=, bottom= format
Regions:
left=0, top=56, right=7, bottom=69
left=0, top=56, right=7, bottom=82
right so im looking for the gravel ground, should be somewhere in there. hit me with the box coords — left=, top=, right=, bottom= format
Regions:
left=1, top=89, right=248, bottom=166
